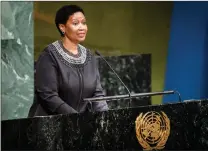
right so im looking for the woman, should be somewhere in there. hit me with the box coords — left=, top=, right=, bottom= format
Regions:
left=28, top=5, right=108, bottom=117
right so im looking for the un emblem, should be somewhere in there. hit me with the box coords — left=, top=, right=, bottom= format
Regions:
left=135, top=111, right=170, bottom=150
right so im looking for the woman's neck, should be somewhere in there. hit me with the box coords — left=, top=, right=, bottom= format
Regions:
left=61, top=37, right=79, bottom=55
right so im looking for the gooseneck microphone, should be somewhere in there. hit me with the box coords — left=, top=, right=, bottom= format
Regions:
left=95, top=50, right=132, bottom=106
left=84, top=50, right=183, bottom=105
left=84, top=90, right=182, bottom=103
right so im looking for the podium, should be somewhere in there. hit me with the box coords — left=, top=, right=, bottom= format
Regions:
left=2, top=99, right=208, bottom=150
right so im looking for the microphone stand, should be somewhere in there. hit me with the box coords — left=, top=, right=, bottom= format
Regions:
left=93, top=50, right=182, bottom=106
left=84, top=90, right=182, bottom=105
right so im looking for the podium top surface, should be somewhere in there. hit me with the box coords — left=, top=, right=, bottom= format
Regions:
left=2, top=99, right=207, bottom=122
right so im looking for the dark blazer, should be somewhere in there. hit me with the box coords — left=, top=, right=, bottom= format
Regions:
left=28, top=40, right=108, bottom=117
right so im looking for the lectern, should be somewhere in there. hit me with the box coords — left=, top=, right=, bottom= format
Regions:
left=2, top=99, right=208, bottom=150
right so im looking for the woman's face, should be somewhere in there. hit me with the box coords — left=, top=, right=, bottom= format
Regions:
left=60, top=12, right=88, bottom=43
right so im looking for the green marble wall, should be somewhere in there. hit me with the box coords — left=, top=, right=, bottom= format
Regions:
left=1, top=2, right=34, bottom=120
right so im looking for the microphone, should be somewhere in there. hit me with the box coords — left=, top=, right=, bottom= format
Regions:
left=95, top=50, right=132, bottom=107
left=84, top=90, right=182, bottom=102
left=91, top=50, right=183, bottom=105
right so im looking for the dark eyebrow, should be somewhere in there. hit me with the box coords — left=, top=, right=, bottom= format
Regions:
left=71, top=17, right=86, bottom=21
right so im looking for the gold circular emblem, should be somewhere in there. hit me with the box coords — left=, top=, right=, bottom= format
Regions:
left=135, top=111, right=170, bottom=150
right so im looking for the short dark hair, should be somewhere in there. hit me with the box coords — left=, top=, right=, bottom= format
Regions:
left=55, top=5, right=85, bottom=37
